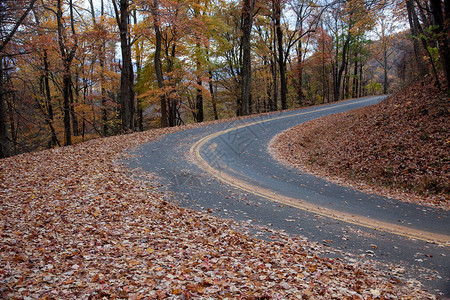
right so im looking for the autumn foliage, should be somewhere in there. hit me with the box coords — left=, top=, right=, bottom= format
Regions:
left=2, top=0, right=449, bottom=158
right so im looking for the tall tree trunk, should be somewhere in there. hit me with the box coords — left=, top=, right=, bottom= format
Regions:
left=343, top=55, right=350, bottom=99
left=81, top=111, right=86, bottom=142
left=296, top=42, right=304, bottom=106
left=271, top=55, right=278, bottom=111
left=0, top=59, right=10, bottom=158
left=62, top=65, right=73, bottom=144
left=378, top=21, right=389, bottom=95
left=100, top=56, right=108, bottom=135
left=43, top=50, right=60, bottom=147
left=34, top=11, right=59, bottom=147
left=208, top=70, right=218, bottom=120
left=333, top=36, right=350, bottom=102
left=406, top=0, right=427, bottom=78
left=113, top=0, right=135, bottom=132
left=430, top=0, right=450, bottom=92
left=7, top=99, right=16, bottom=154
left=382, top=42, right=389, bottom=94
left=274, top=0, right=287, bottom=110
left=412, top=5, right=442, bottom=89
left=321, top=27, right=327, bottom=103
left=359, top=62, right=363, bottom=97
left=196, top=76, right=204, bottom=122
left=195, top=41, right=204, bottom=122
left=121, top=0, right=135, bottom=131
left=56, top=0, right=76, bottom=146
left=270, top=22, right=278, bottom=111
left=151, top=1, right=167, bottom=127
left=133, top=11, right=143, bottom=131
left=352, top=58, right=358, bottom=98
left=70, top=77, right=78, bottom=136
left=151, top=0, right=169, bottom=127
left=194, top=5, right=204, bottom=123
left=62, top=65, right=72, bottom=146
left=98, top=0, right=108, bottom=136
left=263, top=57, right=270, bottom=111
left=88, top=0, right=96, bottom=21
left=266, top=28, right=274, bottom=111
left=168, top=43, right=178, bottom=126
left=240, top=0, right=255, bottom=116
left=69, top=0, right=79, bottom=137
left=249, top=92, right=253, bottom=114
left=136, top=49, right=143, bottom=131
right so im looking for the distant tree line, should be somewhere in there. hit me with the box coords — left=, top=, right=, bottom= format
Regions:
left=0, top=0, right=448, bottom=157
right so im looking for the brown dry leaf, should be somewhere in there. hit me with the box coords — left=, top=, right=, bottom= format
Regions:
left=270, top=81, right=449, bottom=210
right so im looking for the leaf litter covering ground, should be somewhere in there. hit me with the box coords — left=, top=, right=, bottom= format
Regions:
left=271, top=82, right=449, bottom=211
left=0, top=121, right=436, bottom=299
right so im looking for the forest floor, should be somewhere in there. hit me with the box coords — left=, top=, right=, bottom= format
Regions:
left=0, top=102, right=441, bottom=298
left=271, top=80, right=449, bottom=211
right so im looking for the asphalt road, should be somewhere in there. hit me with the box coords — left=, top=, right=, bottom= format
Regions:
left=127, top=96, right=449, bottom=296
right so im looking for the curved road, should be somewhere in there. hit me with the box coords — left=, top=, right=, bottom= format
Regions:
left=127, top=96, right=449, bottom=296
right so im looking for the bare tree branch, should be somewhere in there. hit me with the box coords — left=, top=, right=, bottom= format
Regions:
left=0, top=0, right=38, bottom=54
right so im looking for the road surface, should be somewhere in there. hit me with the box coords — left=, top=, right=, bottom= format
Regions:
left=127, top=96, right=449, bottom=296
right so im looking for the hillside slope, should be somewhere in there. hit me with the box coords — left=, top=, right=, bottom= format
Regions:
left=271, top=81, right=449, bottom=210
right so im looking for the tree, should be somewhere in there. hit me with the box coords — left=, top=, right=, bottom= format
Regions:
left=283, top=0, right=323, bottom=107
left=239, top=0, right=256, bottom=116
left=405, top=0, right=427, bottom=78
left=0, top=0, right=38, bottom=158
left=112, top=0, right=136, bottom=132
left=325, top=0, right=374, bottom=102
left=273, top=0, right=287, bottom=110
left=317, top=25, right=332, bottom=102
left=33, top=10, right=60, bottom=148
left=55, top=0, right=79, bottom=146
left=133, top=10, right=145, bottom=131
left=88, top=0, right=111, bottom=135
left=373, top=9, right=397, bottom=94
left=149, top=0, right=168, bottom=127
left=327, top=3, right=352, bottom=102
left=404, top=0, right=442, bottom=88
left=430, top=0, right=450, bottom=92
left=2, top=0, right=444, bottom=157
left=0, top=0, right=38, bottom=54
